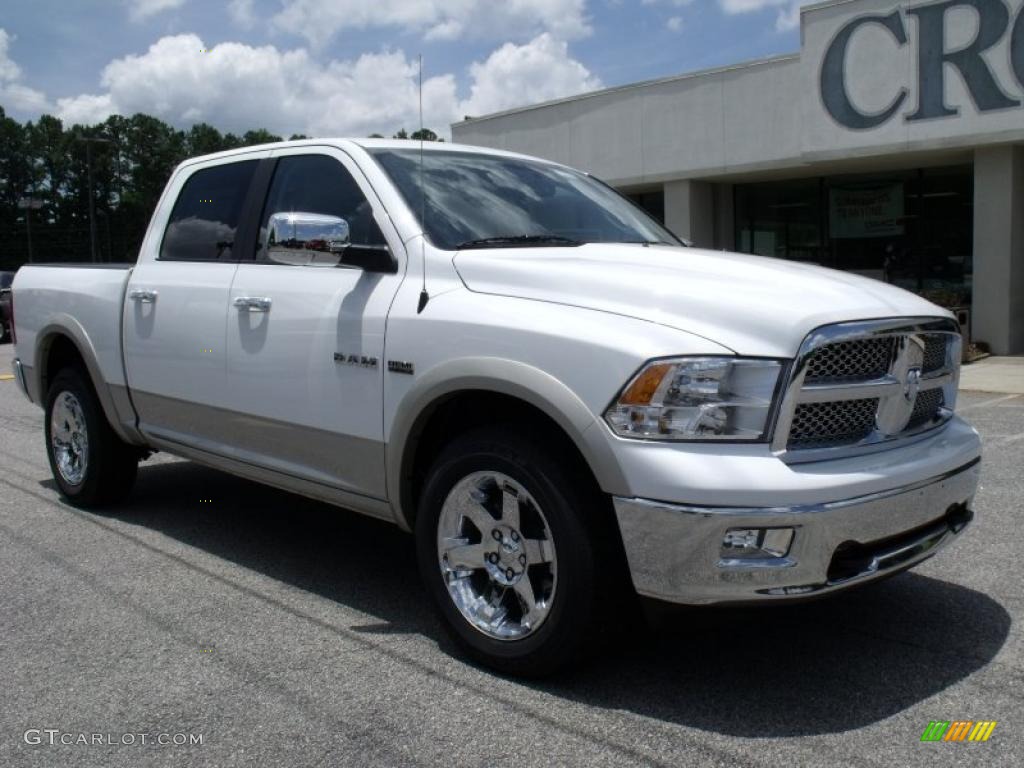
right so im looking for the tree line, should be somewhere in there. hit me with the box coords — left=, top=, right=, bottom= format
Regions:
left=0, top=106, right=441, bottom=271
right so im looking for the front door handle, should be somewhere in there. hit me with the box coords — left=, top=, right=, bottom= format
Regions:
left=233, top=296, right=272, bottom=313
left=129, top=289, right=158, bottom=304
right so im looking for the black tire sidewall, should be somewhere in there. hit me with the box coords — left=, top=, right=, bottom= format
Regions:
left=416, top=428, right=602, bottom=675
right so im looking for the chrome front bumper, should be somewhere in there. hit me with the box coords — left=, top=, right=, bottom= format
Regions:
left=614, top=458, right=980, bottom=605
left=11, top=358, right=30, bottom=401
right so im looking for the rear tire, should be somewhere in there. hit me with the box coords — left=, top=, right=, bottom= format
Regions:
left=45, top=367, right=138, bottom=508
left=416, top=425, right=619, bottom=677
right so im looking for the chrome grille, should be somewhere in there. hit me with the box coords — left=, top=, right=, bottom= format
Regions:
left=804, top=338, right=895, bottom=384
left=789, top=398, right=879, bottom=449
left=922, top=335, right=948, bottom=373
left=774, top=319, right=960, bottom=460
left=908, top=388, right=945, bottom=429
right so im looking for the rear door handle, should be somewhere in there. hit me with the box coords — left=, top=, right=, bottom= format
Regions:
left=233, top=296, right=272, bottom=313
left=129, top=289, right=158, bottom=304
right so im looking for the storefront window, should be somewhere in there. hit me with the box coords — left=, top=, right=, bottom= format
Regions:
left=734, top=165, right=973, bottom=309
left=736, top=178, right=823, bottom=263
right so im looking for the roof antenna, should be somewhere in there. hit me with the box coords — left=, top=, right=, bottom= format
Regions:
left=416, top=53, right=430, bottom=314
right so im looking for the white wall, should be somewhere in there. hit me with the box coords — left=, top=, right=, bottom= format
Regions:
left=453, top=0, right=1024, bottom=184
left=454, top=56, right=803, bottom=186
left=801, top=0, right=1024, bottom=160
left=973, top=144, right=1024, bottom=354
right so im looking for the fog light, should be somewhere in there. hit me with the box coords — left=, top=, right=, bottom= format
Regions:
left=721, top=528, right=794, bottom=559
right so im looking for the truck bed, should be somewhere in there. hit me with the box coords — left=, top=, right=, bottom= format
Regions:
left=12, top=263, right=135, bottom=401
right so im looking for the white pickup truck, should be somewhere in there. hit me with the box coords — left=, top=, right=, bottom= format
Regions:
left=10, top=139, right=981, bottom=675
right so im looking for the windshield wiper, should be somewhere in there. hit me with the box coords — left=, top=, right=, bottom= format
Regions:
left=613, top=239, right=678, bottom=246
left=455, top=235, right=584, bottom=250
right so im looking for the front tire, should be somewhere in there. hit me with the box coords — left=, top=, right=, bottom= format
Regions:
left=45, top=368, right=138, bottom=507
left=416, top=426, right=614, bottom=677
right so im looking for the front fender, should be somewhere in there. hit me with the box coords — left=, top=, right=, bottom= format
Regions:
left=386, top=356, right=629, bottom=531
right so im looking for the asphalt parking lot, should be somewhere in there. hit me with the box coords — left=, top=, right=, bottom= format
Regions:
left=1, top=341, right=1021, bottom=768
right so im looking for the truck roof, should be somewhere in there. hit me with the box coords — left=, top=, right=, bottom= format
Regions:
left=176, top=138, right=549, bottom=170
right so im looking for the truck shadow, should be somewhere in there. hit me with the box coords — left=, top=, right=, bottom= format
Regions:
left=55, top=457, right=1011, bottom=739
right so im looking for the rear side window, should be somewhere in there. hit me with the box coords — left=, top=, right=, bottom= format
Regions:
left=160, top=160, right=258, bottom=261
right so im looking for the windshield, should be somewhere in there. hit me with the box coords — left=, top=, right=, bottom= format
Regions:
left=369, top=148, right=680, bottom=251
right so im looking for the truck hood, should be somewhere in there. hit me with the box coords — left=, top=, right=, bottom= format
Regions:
left=453, top=244, right=950, bottom=357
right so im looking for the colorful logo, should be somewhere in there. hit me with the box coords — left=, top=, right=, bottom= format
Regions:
left=921, top=721, right=997, bottom=742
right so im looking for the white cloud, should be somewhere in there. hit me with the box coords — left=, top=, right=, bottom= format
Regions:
left=50, top=35, right=455, bottom=136
left=54, top=93, right=115, bottom=125
left=0, top=28, right=20, bottom=82
left=458, top=33, right=601, bottom=119
left=227, top=0, right=256, bottom=28
left=125, top=0, right=187, bottom=22
left=45, top=32, right=597, bottom=136
left=271, top=0, right=591, bottom=47
left=0, top=28, right=51, bottom=113
left=3, top=82, right=51, bottom=113
left=642, top=0, right=693, bottom=34
left=718, top=0, right=810, bottom=31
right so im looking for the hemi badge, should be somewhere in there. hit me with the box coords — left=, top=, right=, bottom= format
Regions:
left=387, top=360, right=415, bottom=375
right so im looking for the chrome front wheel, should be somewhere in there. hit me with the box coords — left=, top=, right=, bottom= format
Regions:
left=437, top=471, right=558, bottom=641
left=418, top=427, right=617, bottom=676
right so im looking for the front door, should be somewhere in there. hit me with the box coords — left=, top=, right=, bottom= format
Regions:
left=222, top=148, right=405, bottom=499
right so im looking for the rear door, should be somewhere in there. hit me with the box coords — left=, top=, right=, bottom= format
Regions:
left=221, top=147, right=406, bottom=499
left=124, top=154, right=270, bottom=452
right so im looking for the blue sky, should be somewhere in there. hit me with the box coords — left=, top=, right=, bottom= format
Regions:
left=0, top=0, right=808, bottom=137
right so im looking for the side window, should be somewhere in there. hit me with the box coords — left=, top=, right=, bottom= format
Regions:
left=258, top=154, right=385, bottom=265
left=160, top=160, right=258, bottom=262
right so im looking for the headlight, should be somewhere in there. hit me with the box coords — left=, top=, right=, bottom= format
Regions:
left=604, top=357, right=783, bottom=441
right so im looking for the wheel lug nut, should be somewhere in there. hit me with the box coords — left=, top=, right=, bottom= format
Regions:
left=510, top=531, right=520, bottom=542
left=492, top=529, right=502, bottom=541
left=506, top=568, right=515, bottom=580
left=519, top=554, right=527, bottom=566
left=488, top=552, right=499, bottom=564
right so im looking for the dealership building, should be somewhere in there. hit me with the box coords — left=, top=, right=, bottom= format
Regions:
left=452, top=0, right=1024, bottom=354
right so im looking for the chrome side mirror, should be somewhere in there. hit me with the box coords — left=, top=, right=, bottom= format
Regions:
left=266, top=212, right=351, bottom=266
left=265, top=212, right=396, bottom=272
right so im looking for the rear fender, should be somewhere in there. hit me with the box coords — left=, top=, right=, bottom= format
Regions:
left=34, top=317, right=144, bottom=445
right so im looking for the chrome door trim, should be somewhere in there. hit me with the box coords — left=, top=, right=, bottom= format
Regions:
left=128, top=289, right=158, bottom=303
left=232, top=296, right=272, bottom=312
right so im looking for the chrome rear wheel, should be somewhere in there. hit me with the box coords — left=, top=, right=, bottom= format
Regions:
left=45, top=367, right=138, bottom=508
left=50, top=390, right=89, bottom=486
